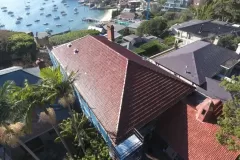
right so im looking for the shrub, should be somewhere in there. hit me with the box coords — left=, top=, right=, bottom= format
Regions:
left=134, top=40, right=168, bottom=57
left=163, top=36, right=175, bottom=46
left=49, top=30, right=100, bottom=46
left=133, top=48, right=146, bottom=55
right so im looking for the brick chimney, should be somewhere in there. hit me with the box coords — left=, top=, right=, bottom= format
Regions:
left=196, top=98, right=215, bottom=122
left=36, top=58, right=46, bottom=70
left=236, top=43, right=240, bottom=54
left=107, top=24, right=114, bottom=42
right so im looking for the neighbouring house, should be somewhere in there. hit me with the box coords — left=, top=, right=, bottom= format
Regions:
left=48, top=25, right=194, bottom=159
left=128, top=21, right=143, bottom=33
left=103, top=23, right=127, bottom=40
left=171, top=20, right=240, bottom=45
left=118, top=0, right=129, bottom=9
left=151, top=95, right=240, bottom=160
left=0, top=66, right=69, bottom=160
left=121, top=34, right=162, bottom=50
left=128, top=0, right=141, bottom=11
left=118, top=12, right=136, bottom=20
left=35, top=32, right=50, bottom=47
left=151, top=40, right=240, bottom=101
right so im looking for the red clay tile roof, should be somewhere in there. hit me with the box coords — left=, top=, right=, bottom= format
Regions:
left=156, top=102, right=239, bottom=160
left=51, top=35, right=194, bottom=144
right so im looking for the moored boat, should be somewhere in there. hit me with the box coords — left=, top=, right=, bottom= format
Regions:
left=68, top=19, right=74, bottom=22
left=40, top=7, right=44, bottom=10
left=56, top=24, right=62, bottom=27
left=1, top=7, right=7, bottom=9
left=17, top=16, right=23, bottom=20
left=46, top=14, right=51, bottom=17
left=35, top=19, right=40, bottom=22
left=26, top=24, right=32, bottom=27
left=54, top=16, right=60, bottom=20
left=15, top=20, right=21, bottom=24
left=43, top=23, right=49, bottom=25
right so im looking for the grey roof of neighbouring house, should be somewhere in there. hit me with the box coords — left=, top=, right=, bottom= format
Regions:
left=0, top=66, right=40, bottom=86
left=174, top=20, right=240, bottom=38
left=103, top=24, right=126, bottom=32
left=152, top=41, right=240, bottom=85
left=196, top=77, right=232, bottom=101
left=23, top=67, right=40, bottom=77
left=123, top=34, right=144, bottom=45
left=128, top=21, right=143, bottom=29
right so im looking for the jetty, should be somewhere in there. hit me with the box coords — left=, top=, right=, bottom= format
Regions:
left=82, top=18, right=99, bottom=23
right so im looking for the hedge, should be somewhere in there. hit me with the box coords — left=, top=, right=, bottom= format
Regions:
left=163, top=36, right=175, bottom=47
left=49, top=30, right=100, bottom=46
left=136, top=40, right=168, bottom=56
left=133, top=48, right=146, bottom=55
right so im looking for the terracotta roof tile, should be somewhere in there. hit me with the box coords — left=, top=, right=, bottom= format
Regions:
left=51, top=35, right=194, bottom=144
left=156, top=102, right=239, bottom=160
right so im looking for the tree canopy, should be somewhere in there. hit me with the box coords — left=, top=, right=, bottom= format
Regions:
left=216, top=76, right=240, bottom=150
left=218, top=35, right=240, bottom=51
left=7, top=33, right=36, bottom=57
left=137, top=17, right=168, bottom=37
left=191, top=0, right=240, bottom=23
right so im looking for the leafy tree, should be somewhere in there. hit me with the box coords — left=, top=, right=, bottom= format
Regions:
left=190, top=2, right=214, bottom=20
left=7, top=33, right=36, bottom=58
left=190, top=0, right=240, bottom=23
left=0, top=81, right=40, bottom=160
left=216, top=76, right=240, bottom=150
left=49, top=30, right=100, bottom=46
left=137, top=17, right=168, bottom=37
left=0, top=31, right=14, bottom=64
left=162, top=12, right=180, bottom=21
left=218, top=35, right=240, bottom=51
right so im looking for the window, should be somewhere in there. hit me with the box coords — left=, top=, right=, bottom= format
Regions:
left=201, top=109, right=206, bottom=115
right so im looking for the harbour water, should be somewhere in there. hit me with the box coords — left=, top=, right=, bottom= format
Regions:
left=0, top=0, right=106, bottom=34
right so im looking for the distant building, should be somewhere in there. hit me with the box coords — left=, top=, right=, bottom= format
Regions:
left=118, top=12, right=136, bottom=20
left=171, top=20, right=240, bottom=45
left=128, top=0, right=141, bottom=11
left=162, top=0, right=189, bottom=11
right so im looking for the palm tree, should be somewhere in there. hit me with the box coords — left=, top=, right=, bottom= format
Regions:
left=9, top=80, right=74, bottom=159
left=56, top=111, right=96, bottom=158
left=0, top=81, right=40, bottom=160
left=39, top=66, right=86, bottom=154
